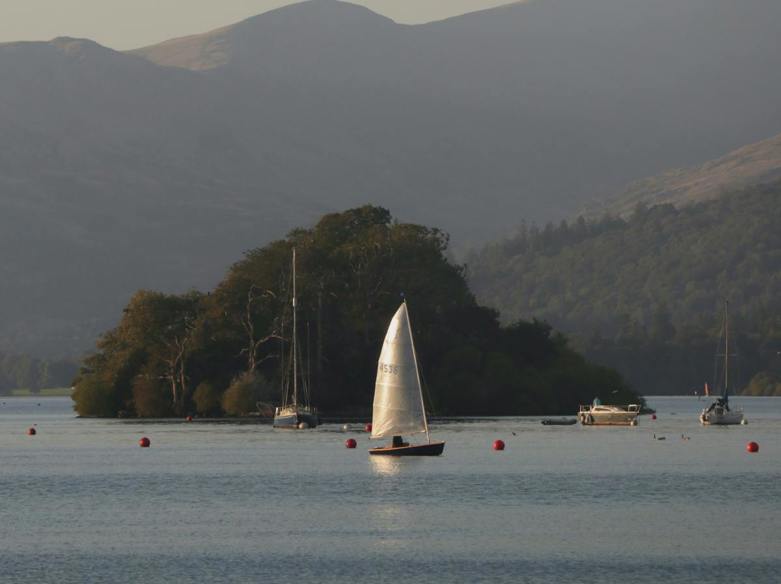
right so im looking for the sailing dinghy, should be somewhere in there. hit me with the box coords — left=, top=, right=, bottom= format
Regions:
left=369, top=301, right=445, bottom=456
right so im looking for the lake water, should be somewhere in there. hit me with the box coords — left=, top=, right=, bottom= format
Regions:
left=1, top=396, right=779, bottom=583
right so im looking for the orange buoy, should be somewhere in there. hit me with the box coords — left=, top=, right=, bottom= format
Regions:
left=139, top=436, right=151, bottom=448
left=364, top=423, right=372, bottom=433
left=186, top=415, right=193, bottom=422
left=651, top=414, right=657, bottom=420
left=746, top=441, right=759, bottom=453
left=345, top=438, right=357, bottom=449
left=493, top=439, right=505, bottom=451
left=27, top=427, right=37, bottom=436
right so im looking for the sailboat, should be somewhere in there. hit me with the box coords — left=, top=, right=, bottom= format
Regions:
left=699, top=301, right=745, bottom=426
left=273, top=248, right=319, bottom=429
left=369, top=301, right=445, bottom=456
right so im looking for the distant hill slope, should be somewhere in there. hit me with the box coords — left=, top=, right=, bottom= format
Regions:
left=588, top=132, right=781, bottom=218
left=469, top=180, right=781, bottom=394
left=3, top=0, right=781, bottom=356
left=470, top=180, right=781, bottom=335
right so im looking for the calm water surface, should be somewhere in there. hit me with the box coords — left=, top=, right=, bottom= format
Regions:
left=1, top=396, right=779, bottom=583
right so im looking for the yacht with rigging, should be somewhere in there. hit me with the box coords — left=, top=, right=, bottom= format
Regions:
left=699, top=301, right=745, bottom=426
left=273, top=248, right=319, bottom=429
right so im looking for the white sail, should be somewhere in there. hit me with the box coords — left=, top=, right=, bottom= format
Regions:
left=371, top=303, right=428, bottom=439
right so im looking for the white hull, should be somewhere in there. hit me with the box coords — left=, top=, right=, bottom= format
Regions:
left=579, top=404, right=639, bottom=426
left=699, top=408, right=744, bottom=426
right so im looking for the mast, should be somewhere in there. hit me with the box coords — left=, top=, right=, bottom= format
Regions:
left=404, top=299, right=431, bottom=443
left=292, top=248, right=297, bottom=407
left=723, top=300, right=729, bottom=398
left=306, top=321, right=311, bottom=396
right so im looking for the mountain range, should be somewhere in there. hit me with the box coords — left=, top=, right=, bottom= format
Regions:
left=2, top=0, right=781, bottom=356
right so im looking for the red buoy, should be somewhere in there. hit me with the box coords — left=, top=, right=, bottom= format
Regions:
left=746, top=441, right=759, bottom=453
left=493, top=439, right=505, bottom=451
left=139, top=436, right=151, bottom=448
left=27, top=427, right=37, bottom=436
left=186, top=415, right=193, bottom=422
left=364, top=423, right=372, bottom=433
left=345, top=438, right=357, bottom=449
left=651, top=414, right=657, bottom=420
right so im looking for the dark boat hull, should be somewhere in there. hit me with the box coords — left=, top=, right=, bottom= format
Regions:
left=369, top=441, right=445, bottom=456
left=541, top=419, right=577, bottom=425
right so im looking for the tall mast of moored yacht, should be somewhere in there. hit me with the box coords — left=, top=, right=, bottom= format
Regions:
left=724, top=300, right=729, bottom=397
left=292, top=248, right=297, bottom=407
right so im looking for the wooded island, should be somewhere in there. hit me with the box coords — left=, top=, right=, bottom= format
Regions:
left=73, top=206, right=638, bottom=417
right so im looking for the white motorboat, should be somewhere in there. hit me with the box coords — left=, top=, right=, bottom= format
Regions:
left=578, top=401, right=640, bottom=426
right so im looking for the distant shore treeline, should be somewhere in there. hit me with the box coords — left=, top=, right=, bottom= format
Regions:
left=469, top=180, right=781, bottom=396
left=72, top=206, right=639, bottom=418
left=0, top=353, right=78, bottom=395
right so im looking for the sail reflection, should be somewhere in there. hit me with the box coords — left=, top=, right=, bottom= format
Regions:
left=369, top=455, right=402, bottom=476
left=365, top=502, right=412, bottom=553
left=370, top=455, right=427, bottom=476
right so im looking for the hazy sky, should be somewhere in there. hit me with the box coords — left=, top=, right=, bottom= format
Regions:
left=1, top=0, right=517, bottom=50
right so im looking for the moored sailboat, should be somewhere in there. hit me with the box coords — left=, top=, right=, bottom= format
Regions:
left=273, top=248, right=319, bottom=429
left=369, top=301, right=445, bottom=456
left=699, top=301, right=745, bottom=426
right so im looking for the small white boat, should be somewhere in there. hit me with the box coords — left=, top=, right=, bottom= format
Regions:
left=699, top=301, right=745, bottom=426
left=578, top=401, right=639, bottom=426
left=699, top=397, right=744, bottom=425
left=369, top=300, right=445, bottom=456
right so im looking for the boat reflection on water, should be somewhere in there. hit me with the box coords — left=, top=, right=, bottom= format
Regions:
left=364, top=501, right=414, bottom=553
left=369, top=455, right=403, bottom=476
left=370, top=450, right=431, bottom=476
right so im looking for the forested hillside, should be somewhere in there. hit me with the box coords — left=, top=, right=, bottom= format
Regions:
left=470, top=181, right=781, bottom=394
left=72, top=207, right=637, bottom=417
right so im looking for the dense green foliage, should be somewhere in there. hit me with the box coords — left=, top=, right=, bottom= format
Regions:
left=469, top=181, right=781, bottom=394
left=72, top=206, right=638, bottom=417
left=193, top=381, right=221, bottom=416
left=0, top=353, right=78, bottom=395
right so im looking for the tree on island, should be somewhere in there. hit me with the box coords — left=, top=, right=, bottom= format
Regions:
left=72, top=206, right=639, bottom=417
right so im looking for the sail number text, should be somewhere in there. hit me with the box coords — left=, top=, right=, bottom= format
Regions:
left=378, top=362, right=400, bottom=375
